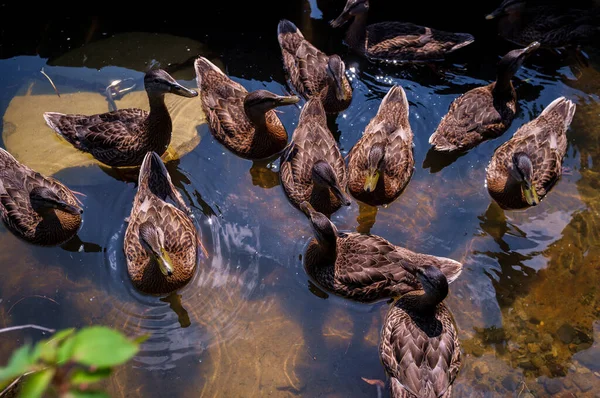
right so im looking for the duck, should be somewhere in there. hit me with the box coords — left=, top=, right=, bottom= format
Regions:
left=43, top=69, right=198, bottom=167
left=486, top=96, right=575, bottom=210
left=330, top=0, right=474, bottom=62
left=379, top=263, right=461, bottom=398
left=347, top=85, right=414, bottom=207
left=485, top=0, right=600, bottom=49
left=280, top=98, right=351, bottom=217
left=277, top=19, right=353, bottom=114
left=429, top=41, right=540, bottom=152
left=194, top=56, right=300, bottom=160
left=124, top=151, right=204, bottom=295
left=0, top=148, right=83, bottom=246
left=299, top=201, right=463, bottom=303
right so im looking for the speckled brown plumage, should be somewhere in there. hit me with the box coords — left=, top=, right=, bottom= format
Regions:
left=347, top=85, right=414, bottom=206
left=486, top=96, right=574, bottom=210
left=44, top=69, right=198, bottom=167
left=280, top=98, right=348, bottom=217
left=380, top=295, right=461, bottom=398
left=194, top=56, right=291, bottom=160
left=124, top=152, right=202, bottom=295
left=0, top=148, right=82, bottom=246
left=331, top=0, right=474, bottom=62
left=277, top=19, right=352, bottom=113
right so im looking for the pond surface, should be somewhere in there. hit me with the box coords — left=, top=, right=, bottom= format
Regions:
left=1, top=2, right=600, bottom=397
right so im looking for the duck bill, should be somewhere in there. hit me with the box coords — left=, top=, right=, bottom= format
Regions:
left=274, top=95, right=300, bottom=106
left=169, top=82, right=198, bottom=98
left=363, top=170, right=380, bottom=193
left=485, top=8, right=502, bottom=20
left=330, top=184, right=351, bottom=206
left=334, top=79, right=345, bottom=101
left=523, top=41, right=541, bottom=55
left=522, top=184, right=539, bottom=206
left=330, top=12, right=350, bottom=28
left=155, top=248, right=174, bottom=276
left=56, top=201, right=83, bottom=216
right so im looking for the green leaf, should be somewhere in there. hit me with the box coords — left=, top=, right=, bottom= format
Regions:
left=18, top=368, right=55, bottom=398
left=57, top=335, right=77, bottom=364
left=0, top=344, right=35, bottom=386
left=32, top=328, right=76, bottom=364
left=70, top=327, right=139, bottom=368
left=49, top=328, right=76, bottom=345
left=70, top=368, right=111, bottom=385
left=64, top=390, right=110, bottom=398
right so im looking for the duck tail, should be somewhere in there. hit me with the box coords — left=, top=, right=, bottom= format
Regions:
left=450, top=33, right=475, bottom=52
left=375, top=85, right=411, bottom=132
left=432, top=256, right=463, bottom=284
left=298, top=97, right=326, bottom=125
left=277, top=19, right=305, bottom=54
left=540, top=96, right=576, bottom=132
left=43, top=112, right=84, bottom=149
left=194, top=56, right=224, bottom=88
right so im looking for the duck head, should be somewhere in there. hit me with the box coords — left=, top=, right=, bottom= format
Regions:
left=244, top=90, right=299, bottom=115
left=330, top=0, right=369, bottom=28
left=510, top=151, right=539, bottom=206
left=30, top=186, right=82, bottom=216
left=300, top=201, right=338, bottom=245
left=326, top=55, right=347, bottom=101
left=312, top=160, right=351, bottom=207
left=144, top=69, right=198, bottom=98
left=364, top=143, right=386, bottom=193
left=486, top=0, right=526, bottom=20
left=496, top=41, right=540, bottom=79
left=139, top=221, right=174, bottom=277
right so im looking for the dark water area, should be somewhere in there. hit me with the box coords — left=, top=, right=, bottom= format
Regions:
left=1, top=1, right=600, bottom=397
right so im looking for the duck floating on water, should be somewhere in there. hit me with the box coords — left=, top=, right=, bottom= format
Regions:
left=0, top=148, right=83, bottom=246
left=486, top=96, right=575, bottom=210
left=330, top=0, right=474, bottom=63
left=194, top=56, right=299, bottom=160
left=299, top=201, right=463, bottom=303
left=44, top=69, right=198, bottom=167
left=124, top=151, right=204, bottom=295
left=347, top=85, right=414, bottom=207
left=277, top=19, right=352, bottom=114
left=429, top=41, right=540, bottom=152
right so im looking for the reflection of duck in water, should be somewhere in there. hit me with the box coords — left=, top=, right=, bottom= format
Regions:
left=486, top=97, right=575, bottom=210
left=124, top=152, right=205, bottom=295
left=330, top=0, right=474, bottom=63
left=0, top=147, right=83, bottom=246
left=379, top=263, right=461, bottom=398
left=429, top=41, right=540, bottom=153
left=194, top=56, right=299, bottom=160
left=44, top=69, right=198, bottom=167
left=299, top=201, right=462, bottom=303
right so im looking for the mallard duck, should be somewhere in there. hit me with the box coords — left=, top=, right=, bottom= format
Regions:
left=124, top=151, right=202, bottom=295
left=299, top=201, right=463, bottom=303
left=330, top=0, right=474, bottom=62
left=485, top=0, right=600, bottom=48
left=194, top=56, right=300, bottom=160
left=280, top=98, right=350, bottom=217
left=277, top=19, right=352, bottom=114
left=429, top=41, right=540, bottom=152
left=43, top=69, right=198, bottom=167
left=486, top=96, right=575, bottom=210
left=380, top=263, right=461, bottom=398
left=0, top=148, right=82, bottom=246
left=347, top=85, right=414, bottom=207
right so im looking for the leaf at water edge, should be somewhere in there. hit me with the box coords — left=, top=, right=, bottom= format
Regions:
left=70, top=368, right=111, bottom=385
left=19, top=368, right=55, bottom=398
left=70, top=326, right=139, bottom=368
left=0, top=344, right=34, bottom=389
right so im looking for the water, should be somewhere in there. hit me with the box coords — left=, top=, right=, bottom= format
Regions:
left=1, top=3, right=600, bottom=396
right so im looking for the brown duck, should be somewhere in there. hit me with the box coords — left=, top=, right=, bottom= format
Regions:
left=0, top=148, right=82, bottom=246
left=486, top=96, right=575, bottom=210
left=380, top=263, right=461, bottom=398
left=347, top=85, right=414, bottom=207
left=277, top=19, right=352, bottom=114
left=330, top=0, right=474, bottom=62
left=194, top=56, right=299, bottom=160
left=44, top=69, right=198, bottom=167
left=280, top=98, right=350, bottom=217
left=124, top=151, right=204, bottom=295
left=429, top=41, right=540, bottom=152
left=299, top=201, right=463, bottom=303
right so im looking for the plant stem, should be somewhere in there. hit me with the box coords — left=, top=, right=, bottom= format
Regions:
left=0, top=324, right=56, bottom=334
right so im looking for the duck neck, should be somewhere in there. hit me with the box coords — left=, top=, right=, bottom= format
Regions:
left=493, top=72, right=515, bottom=97
left=345, top=14, right=368, bottom=53
left=403, top=285, right=445, bottom=316
left=147, top=93, right=173, bottom=152
left=244, top=105, right=269, bottom=131
left=310, top=183, right=333, bottom=208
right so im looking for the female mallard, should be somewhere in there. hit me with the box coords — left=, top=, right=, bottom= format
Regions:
left=124, top=151, right=203, bottom=295
left=330, top=0, right=474, bottom=62
left=429, top=41, right=540, bottom=152
left=43, top=69, right=198, bottom=167
left=299, top=201, right=462, bottom=303
left=277, top=19, right=352, bottom=114
left=0, top=148, right=83, bottom=246
left=485, top=0, right=600, bottom=48
left=380, top=263, right=461, bottom=398
left=280, top=98, right=350, bottom=217
left=194, top=56, right=299, bottom=160
left=347, top=85, right=414, bottom=207
left=486, top=96, right=575, bottom=210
